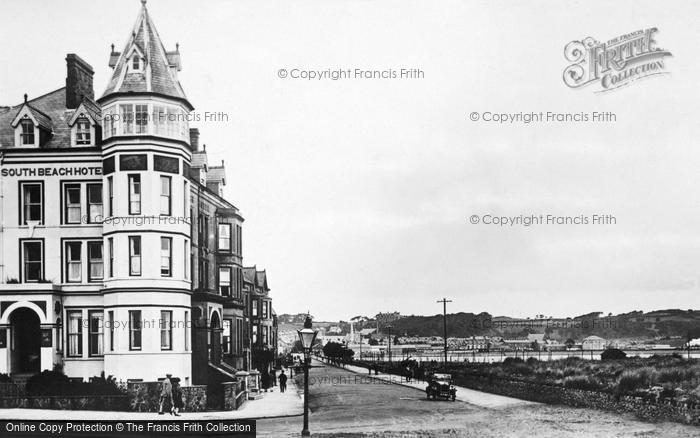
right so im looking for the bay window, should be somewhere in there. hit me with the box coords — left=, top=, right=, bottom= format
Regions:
left=218, top=223, right=231, bottom=251
left=129, top=310, right=142, bottom=350
left=120, top=104, right=134, bottom=134
left=219, top=267, right=231, bottom=296
left=135, top=104, right=148, bottom=134
left=160, top=237, right=172, bottom=277
left=128, top=175, right=141, bottom=215
left=129, top=236, right=141, bottom=276
left=160, top=310, right=172, bottom=350
left=160, top=176, right=171, bottom=215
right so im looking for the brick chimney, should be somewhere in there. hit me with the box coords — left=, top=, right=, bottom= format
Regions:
left=189, top=128, right=200, bottom=150
left=65, top=54, right=94, bottom=109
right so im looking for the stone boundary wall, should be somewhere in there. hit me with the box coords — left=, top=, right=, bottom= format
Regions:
left=0, top=394, right=128, bottom=411
left=127, top=381, right=207, bottom=412
left=457, top=375, right=700, bottom=426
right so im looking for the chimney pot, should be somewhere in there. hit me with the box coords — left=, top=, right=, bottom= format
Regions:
left=24, top=93, right=28, bottom=103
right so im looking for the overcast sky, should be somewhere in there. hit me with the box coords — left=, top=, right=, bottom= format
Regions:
left=2, top=0, right=699, bottom=321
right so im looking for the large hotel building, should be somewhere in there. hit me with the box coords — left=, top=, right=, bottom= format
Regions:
left=0, top=2, right=277, bottom=385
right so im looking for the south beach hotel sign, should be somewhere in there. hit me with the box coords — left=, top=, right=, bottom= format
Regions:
left=563, top=28, right=672, bottom=92
left=1, top=165, right=102, bottom=177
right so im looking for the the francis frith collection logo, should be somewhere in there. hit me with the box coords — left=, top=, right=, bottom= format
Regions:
left=563, top=28, right=672, bottom=92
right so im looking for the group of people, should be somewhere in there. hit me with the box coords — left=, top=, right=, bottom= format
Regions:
left=157, top=367, right=290, bottom=415
left=158, top=374, right=184, bottom=416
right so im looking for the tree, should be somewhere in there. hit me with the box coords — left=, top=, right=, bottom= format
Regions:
left=601, top=348, right=627, bottom=361
left=565, top=338, right=576, bottom=349
left=323, top=342, right=354, bottom=361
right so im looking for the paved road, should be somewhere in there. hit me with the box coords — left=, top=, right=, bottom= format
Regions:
left=257, top=362, right=700, bottom=437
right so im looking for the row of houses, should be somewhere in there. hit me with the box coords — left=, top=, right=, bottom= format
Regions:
left=0, top=1, right=277, bottom=387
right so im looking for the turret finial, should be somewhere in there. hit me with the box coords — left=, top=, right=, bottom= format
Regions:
left=141, top=0, right=147, bottom=6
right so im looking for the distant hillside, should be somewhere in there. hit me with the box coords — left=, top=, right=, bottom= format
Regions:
left=374, top=309, right=700, bottom=341
left=389, top=312, right=495, bottom=337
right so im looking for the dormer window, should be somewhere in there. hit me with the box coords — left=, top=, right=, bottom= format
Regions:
left=68, top=106, right=98, bottom=147
left=20, top=119, right=35, bottom=145
left=132, top=55, right=141, bottom=71
left=76, top=118, right=91, bottom=145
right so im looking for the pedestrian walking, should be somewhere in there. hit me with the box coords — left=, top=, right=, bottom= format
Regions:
left=171, top=377, right=183, bottom=416
left=278, top=370, right=288, bottom=393
left=158, top=374, right=173, bottom=415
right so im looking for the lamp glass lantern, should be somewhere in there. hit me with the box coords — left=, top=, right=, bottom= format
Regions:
left=298, top=328, right=317, bottom=352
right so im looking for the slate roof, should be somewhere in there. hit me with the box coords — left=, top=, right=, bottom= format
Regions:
left=0, top=88, right=100, bottom=149
left=101, top=2, right=189, bottom=104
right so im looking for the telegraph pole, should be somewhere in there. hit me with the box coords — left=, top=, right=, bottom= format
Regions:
left=437, top=298, right=452, bottom=368
left=387, top=325, right=392, bottom=364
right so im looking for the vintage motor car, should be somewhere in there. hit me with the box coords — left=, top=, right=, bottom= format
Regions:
left=425, top=373, right=457, bottom=401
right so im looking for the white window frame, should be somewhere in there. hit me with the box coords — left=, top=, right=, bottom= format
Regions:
left=219, top=267, right=231, bottom=296
left=160, top=176, right=171, bottom=216
left=87, top=183, right=103, bottom=223
left=129, top=236, right=142, bottom=276
left=22, top=240, right=43, bottom=282
left=87, top=241, right=104, bottom=282
left=65, top=241, right=82, bottom=283
left=160, top=237, right=172, bottom=277
left=20, top=182, right=43, bottom=225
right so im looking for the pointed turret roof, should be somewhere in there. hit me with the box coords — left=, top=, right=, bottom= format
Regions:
left=100, top=1, right=191, bottom=108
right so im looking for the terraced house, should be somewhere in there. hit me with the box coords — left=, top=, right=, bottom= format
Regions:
left=0, top=1, right=277, bottom=386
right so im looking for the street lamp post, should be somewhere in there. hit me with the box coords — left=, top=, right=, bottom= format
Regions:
left=297, top=317, right=318, bottom=437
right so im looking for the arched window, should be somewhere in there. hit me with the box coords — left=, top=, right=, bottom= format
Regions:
left=132, top=55, right=140, bottom=71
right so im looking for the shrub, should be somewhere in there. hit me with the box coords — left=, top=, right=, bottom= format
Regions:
left=563, top=375, right=605, bottom=392
left=657, top=368, right=695, bottom=384
left=27, top=370, right=124, bottom=396
left=526, top=357, right=539, bottom=366
left=26, top=369, right=71, bottom=395
left=503, top=357, right=524, bottom=366
left=616, top=368, right=656, bottom=395
left=601, top=348, right=627, bottom=361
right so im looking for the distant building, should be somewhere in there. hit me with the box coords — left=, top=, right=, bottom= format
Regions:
left=327, top=326, right=342, bottom=334
left=582, top=335, right=607, bottom=350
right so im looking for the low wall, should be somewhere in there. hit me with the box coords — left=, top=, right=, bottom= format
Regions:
left=0, top=395, right=128, bottom=411
left=127, top=382, right=207, bottom=412
left=456, top=374, right=700, bottom=425
left=222, top=381, right=246, bottom=411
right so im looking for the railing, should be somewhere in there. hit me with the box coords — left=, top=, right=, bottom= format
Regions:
left=0, top=382, right=26, bottom=397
